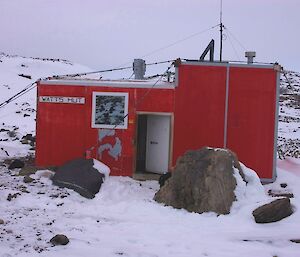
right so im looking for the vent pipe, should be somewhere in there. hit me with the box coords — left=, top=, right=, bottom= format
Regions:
left=245, top=51, right=256, bottom=64
left=133, top=59, right=146, bottom=79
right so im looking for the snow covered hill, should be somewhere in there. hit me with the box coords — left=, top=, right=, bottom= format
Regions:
left=0, top=53, right=93, bottom=158
left=0, top=54, right=300, bottom=257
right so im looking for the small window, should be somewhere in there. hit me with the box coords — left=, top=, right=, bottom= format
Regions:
left=92, top=92, right=129, bottom=129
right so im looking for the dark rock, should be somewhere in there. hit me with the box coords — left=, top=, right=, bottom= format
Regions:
left=23, top=175, right=34, bottom=183
left=290, top=239, right=300, bottom=243
left=52, top=158, right=105, bottom=199
left=21, top=139, right=29, bottom=144
left=158, top=172, right=172, bottom=188
left=8, top=159, right=25, bottom=169
left=280, top=183, right=288, bottom=188
left=23, top=134, right=34, bottom=141
left=268, top=189, right=294, bottom=198
left=7, top=131, right=16, bottom=138
left=20, top=187, right=30, bottom=193
left=252, top=198, right=293, bottom=223
left=0, top=148, right=9, bottom=156
left=18, top=74, right=32, bottom=79
left=0, top=219, right=4, bottom=225
left=18, top=166, right=38, bottom=176
left=7, top=193, right=20, bottom=201
left=154, top=147, right=245, bottom=215
left=50, top=234, right=69, bottom=246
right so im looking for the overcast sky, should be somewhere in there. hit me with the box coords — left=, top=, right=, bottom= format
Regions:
left=0, top=0, right=299, bottom=74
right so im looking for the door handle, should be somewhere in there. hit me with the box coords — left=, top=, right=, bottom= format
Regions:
left=150, top=141, right=158, bottom=145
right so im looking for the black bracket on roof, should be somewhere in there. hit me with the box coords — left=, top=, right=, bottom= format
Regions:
left=199, top=39, right=215, bottom=62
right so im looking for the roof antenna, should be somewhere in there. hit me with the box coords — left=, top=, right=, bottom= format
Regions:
left=219, top=0, right=224, bottom=62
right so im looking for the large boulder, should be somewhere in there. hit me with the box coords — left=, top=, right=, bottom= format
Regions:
left=52, top=158, right=106, bottom=199
left=252, top=198, right=293, bottom=223
left=154, top=147, right=245, bottom=215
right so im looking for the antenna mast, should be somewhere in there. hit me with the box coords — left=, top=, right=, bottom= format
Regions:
left=219, top=0, right=224, bottom=62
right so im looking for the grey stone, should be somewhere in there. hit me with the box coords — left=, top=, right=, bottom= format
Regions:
left=8, top=159, right=24, bottom=169
left=252, top=198, right=293, bottom=223
left=23, top=133, right=35, bottom=141
left=21, top=139, right=29, bottom=144
left=7, top=131, right=16, bottom=138
left=18, top=166, right=38, bottom=176
left=290, top=239, right=300, bottom=243
left=280, top=183, right=288, bottom=188
left=50, top=234, right=69, bottom=246
left=154, top=147, right=245, bottom=215
left=23, top=175, right=34, bottom=183
left=7, top=193, right=20, bottom=201
left=158, top=172, right=172, bottom=188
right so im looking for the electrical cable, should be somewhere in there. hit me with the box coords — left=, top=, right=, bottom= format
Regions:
left=86, top=62, right=174, bottom=153
left=0, top=81, right=37, bottom=109
left=0, top=22, right=223, bottom=111
left=223, top=26, right=247, bottom=51
left=110, top=63, right=174, bottom=130
left=47, top=60, right=175, bottom=80
left=225, top=32, right=242, bottom=61
left=115, top=24, right=219, bottom=69
left=0, top=59, right=176, bottom=110
left=139, top=24, right=219, bottom=59
left=52, top=65, right=133, bottom=79
left=146, top=60, right=174, bottom=66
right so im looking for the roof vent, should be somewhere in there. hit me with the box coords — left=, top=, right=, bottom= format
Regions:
left=245, top=51, right=256, bottom=64
left=133, top=59, right=146, bottom=80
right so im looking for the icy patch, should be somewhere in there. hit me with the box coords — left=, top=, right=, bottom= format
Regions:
left=93, top=159, right=110, bottom=179
left=32, top=169, right=55, bottom=180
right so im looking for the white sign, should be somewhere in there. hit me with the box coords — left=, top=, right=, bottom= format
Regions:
left=39, top=96, right=85, bottom=104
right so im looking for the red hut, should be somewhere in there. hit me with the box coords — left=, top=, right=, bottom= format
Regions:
left=36, top=59, right=280, bottom=183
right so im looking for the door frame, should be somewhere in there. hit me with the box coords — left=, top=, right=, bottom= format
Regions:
left=134, top=112, right=174, bottom=175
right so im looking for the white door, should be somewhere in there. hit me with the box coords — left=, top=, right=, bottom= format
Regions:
left=145, top=115, right=170, bottom=174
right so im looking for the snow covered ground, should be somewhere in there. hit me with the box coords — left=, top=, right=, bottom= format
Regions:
left=0, top=54, right=300, bottom=257
left=0, top=162, right=300, bottom=257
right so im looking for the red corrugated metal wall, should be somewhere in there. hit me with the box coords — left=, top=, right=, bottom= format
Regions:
left=36, top=85, right=174, bottom=176
left=173, top=65, right=227, bottom=165
left=226, top=67, right=277, bottom=179
left=36, top=85, right=94, bottom=166
left=36, top=63, right=278, bottom=180
left=173, top=63, right=278, bottom=180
